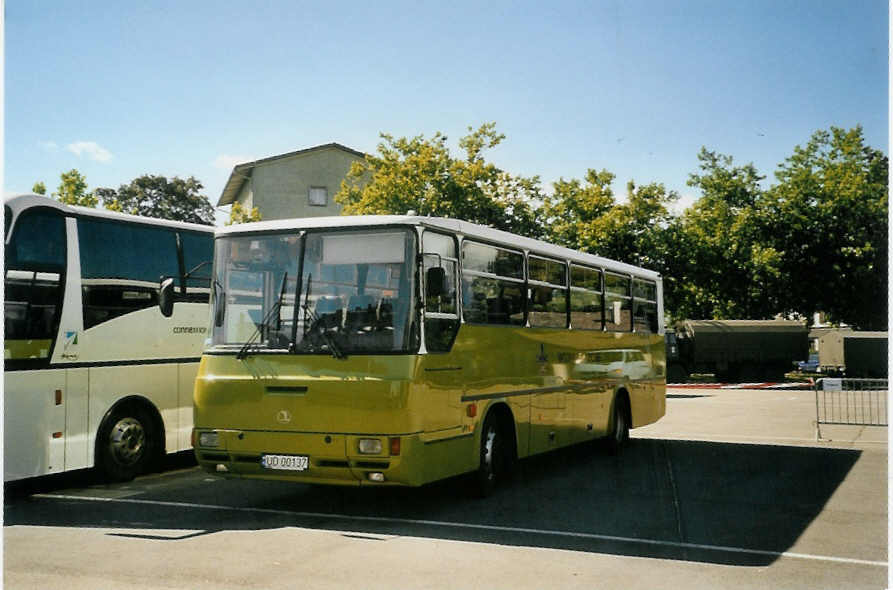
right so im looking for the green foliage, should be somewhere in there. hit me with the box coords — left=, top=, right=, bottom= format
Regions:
left=541, top=169, right=616, bottom=249
left=665, top=127, right=887, bottom=329
left=338, top=121, right=886, bottom=327
left=54, top=169, right=98, bottom=208
left=758, top=126, right=888, bottom=329
left=542, top=174, right=679, bottom=275
left=672, top=148, right=776, bottom=320
left=95, top=175, right=215, bottom=225
left=227, top=201, right=263, bottom=225
left=32, top=181, right=46, bottom=195
left=335, top=123, right=543, bottom=237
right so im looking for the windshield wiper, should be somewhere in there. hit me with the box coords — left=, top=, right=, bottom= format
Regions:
left=212, top=278, right=225, bottom=327
left=300, top=273, right=346, bottom=360
left=236, top=272, right=288, bottom=360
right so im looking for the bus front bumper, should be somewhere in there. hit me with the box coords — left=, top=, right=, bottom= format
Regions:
left=193, top=429, right=425, bottom=487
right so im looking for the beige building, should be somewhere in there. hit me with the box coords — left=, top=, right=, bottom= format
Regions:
left=217, top=143, right=366, bottom=220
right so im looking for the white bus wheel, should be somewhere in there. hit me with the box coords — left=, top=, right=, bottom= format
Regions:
left=97, top=405, right=154, bottom=482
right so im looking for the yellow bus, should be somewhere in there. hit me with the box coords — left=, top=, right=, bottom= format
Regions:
left=188, top=215, right=665, bottom=494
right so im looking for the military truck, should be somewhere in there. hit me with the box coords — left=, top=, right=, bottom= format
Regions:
left=817, top=330, right=888, bottom=377
left=667, top=319, right=808, bottom=382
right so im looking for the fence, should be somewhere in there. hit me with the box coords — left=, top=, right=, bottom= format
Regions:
left=814, top=378, right=888, bottom=440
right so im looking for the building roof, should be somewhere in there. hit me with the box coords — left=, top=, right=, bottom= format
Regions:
left=217, top=142, right=367, bottom=207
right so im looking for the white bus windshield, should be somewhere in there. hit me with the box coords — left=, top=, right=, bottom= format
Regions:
left=211, top=228, right=417, bottom=355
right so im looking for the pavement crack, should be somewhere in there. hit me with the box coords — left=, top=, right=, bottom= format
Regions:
left=662, top=441, right=687, bottom=554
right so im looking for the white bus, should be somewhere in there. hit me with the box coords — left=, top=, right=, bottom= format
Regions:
left=4, top=194, right=214, bottom=481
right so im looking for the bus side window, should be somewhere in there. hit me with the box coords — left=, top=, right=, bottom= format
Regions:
left=605, top=273, right=632, bottom=332
left=180, top=230, right=214, bottom=302
left=79, top=218, right=180, bottom=329
left=4, top=208, right=67, bottom=363
left=633, top=278, right=658, bottom=334
left=461, top=241, right=525, bottom=326
left=528, top=256, right=567, bottom=328
left=422, top=231, right=459, bottom=352
left=569, top=264, right=602, bottom=330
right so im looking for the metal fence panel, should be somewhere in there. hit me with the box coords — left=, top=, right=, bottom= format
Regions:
left=814, top=378, right=888, bottom=439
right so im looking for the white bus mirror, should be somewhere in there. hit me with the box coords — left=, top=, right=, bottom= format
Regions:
left=159, top=277, right=176, bottom=318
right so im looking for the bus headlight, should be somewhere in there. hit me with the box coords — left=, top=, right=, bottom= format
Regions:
left=358, top=438, right=382, bottom=454
left=199, top=432, right=220, bottom=448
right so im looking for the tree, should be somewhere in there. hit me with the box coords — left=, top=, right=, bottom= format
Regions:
left=676, top=149, right=778, bottom=320
left=675, top=128, right=887, bottom=329
left=542, top=172, right=679, bottom=267
left=758, top=126, right=888, bottom=329
left=335, top=123, right=543, bottom=237
left=96, top=175, right=215, bottom=225
left=32, top=181, right=46, bottom=195
left=54, top=169, right=98, bottom=207
left=541, top=169, right=616, bottom=249
left=227, top=201, right=262, bottom=225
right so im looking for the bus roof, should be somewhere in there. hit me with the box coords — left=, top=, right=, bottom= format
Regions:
left=4, top=194, right=215, bottom=233
left=217, top=214, right=661, bottom=280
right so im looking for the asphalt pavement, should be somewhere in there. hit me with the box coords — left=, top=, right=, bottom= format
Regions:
left=4, top=386, right=888, bottom=589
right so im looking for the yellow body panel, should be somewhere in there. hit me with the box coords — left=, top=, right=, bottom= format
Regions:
left=193, top=325, right=665, bottom=487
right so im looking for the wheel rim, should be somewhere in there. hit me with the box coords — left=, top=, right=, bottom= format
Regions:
left=108, top=417, right=146, bottom=467
left=482, top=425, right=497, bottom=483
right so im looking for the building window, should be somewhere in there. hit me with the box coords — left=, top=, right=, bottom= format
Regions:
left=309, top=187, right=328, bottom=207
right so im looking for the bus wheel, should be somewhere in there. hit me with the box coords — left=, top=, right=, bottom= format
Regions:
left=97, top=405, right=153, bottom=482
left=606, top=395, right=630, bottom=455
left=475, top=416, right=505, bottom=497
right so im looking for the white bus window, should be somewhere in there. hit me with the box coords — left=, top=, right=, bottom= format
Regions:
left=181, top=230, right=214, bottom=301
left=6, top=208, right=66, bottom=270
left=79, top=218, right=180, bottom=329
left=4, top=208, right=66, bottom=364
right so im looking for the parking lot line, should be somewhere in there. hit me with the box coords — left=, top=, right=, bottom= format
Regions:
left=33, top=493, right=888, bottom=568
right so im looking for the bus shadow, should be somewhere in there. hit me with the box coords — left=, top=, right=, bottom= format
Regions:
left=5, top=439, right=863, bottom=567
left=3, top=451, right=198, bottom=503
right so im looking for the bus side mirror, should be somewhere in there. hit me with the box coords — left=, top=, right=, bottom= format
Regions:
left=159, top=277, right=175, bottom=318
left=426, top=267, right=446, bottom=297
left=214, top=298, right=225, bottom=327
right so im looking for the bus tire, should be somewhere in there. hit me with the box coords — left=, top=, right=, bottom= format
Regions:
left=96, top=404, right=155, bottom=482
left=475, top=415, right=507, bottom=497
left=605, top=394, right=630, bottom=455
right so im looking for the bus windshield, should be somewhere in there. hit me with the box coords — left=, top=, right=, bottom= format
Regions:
left=211, top=228, right=417, bottom=355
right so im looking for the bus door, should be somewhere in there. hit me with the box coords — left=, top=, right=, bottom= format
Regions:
left=3, top=207, right=69, bottom=479
left=419, top=231, right=463, bottom=439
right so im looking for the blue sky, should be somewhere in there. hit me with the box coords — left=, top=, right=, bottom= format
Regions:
left=5, top=0, right=888, bottom=224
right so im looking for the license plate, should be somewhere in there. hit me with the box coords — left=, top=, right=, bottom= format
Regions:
left=261, top=454, right=309, bottom=471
